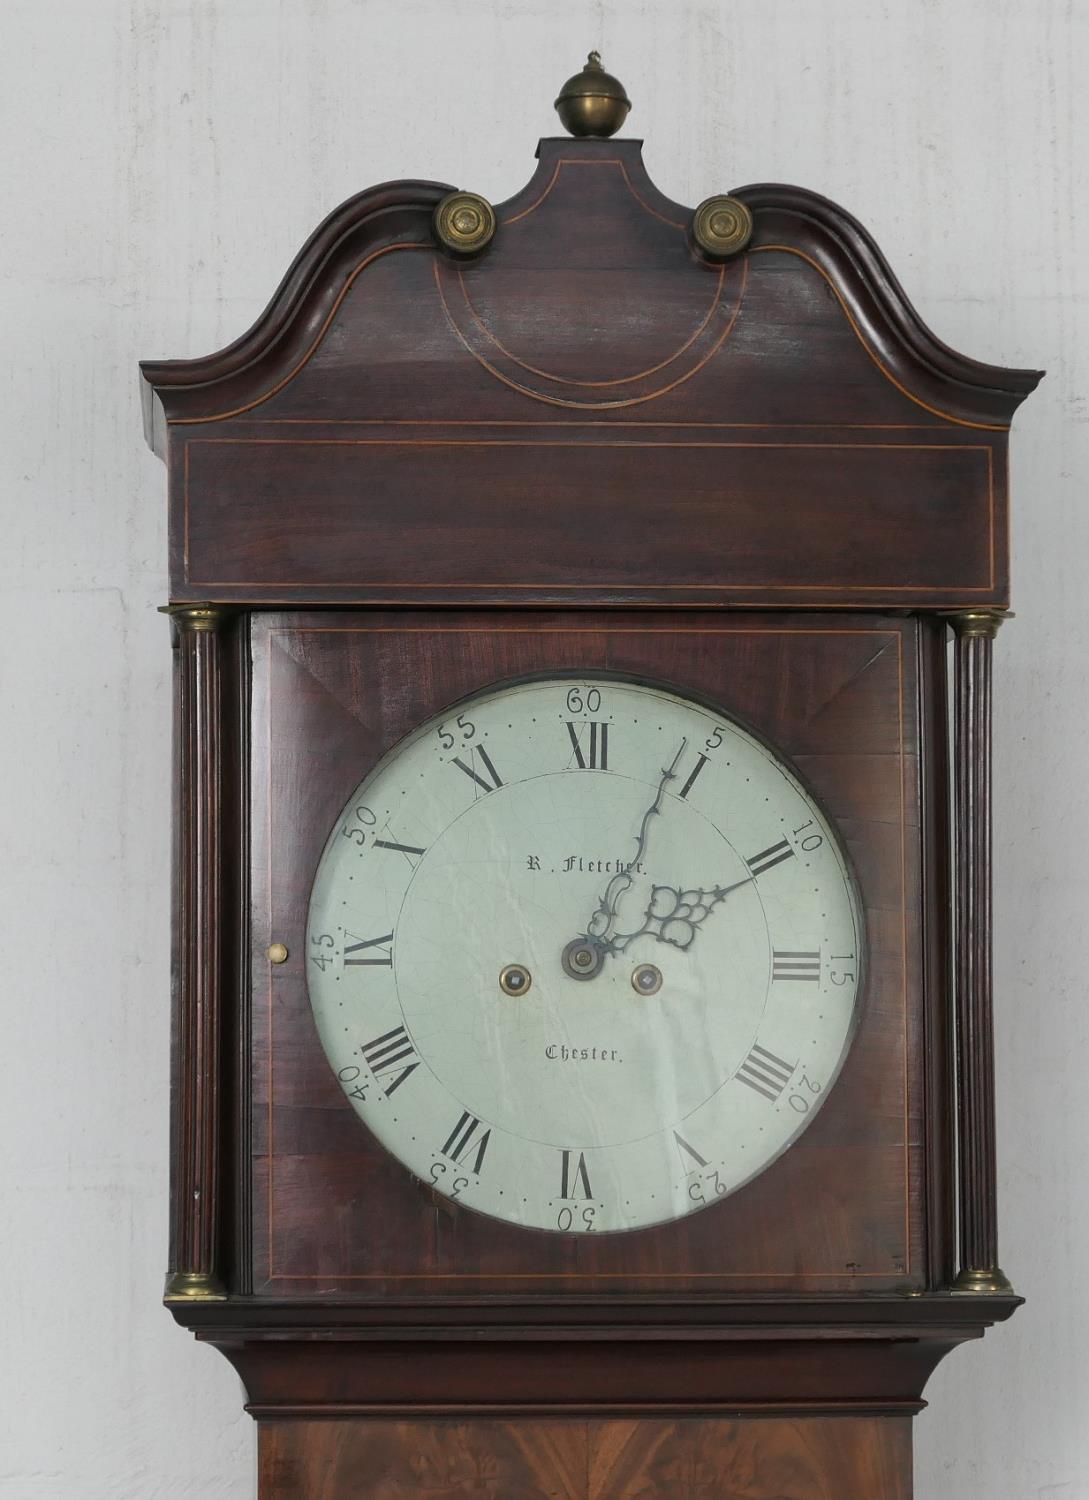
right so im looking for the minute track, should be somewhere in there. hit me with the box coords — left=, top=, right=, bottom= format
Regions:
left=306, top=673, right=863, bottom=1233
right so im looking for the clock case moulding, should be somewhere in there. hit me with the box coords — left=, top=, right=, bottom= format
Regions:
left=141, top=124, right=1042, bottom=1478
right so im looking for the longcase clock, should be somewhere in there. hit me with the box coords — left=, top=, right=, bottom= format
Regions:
left=142, top=54, right=1042, bottom=1500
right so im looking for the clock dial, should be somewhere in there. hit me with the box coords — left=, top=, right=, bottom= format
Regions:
left=305, top=676, right=864, bottom=1234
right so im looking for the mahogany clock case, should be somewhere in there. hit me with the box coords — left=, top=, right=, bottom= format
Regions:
left=145, top=112, right=1040, bottom=1494
left=228, top=607, right=944, bottom=1300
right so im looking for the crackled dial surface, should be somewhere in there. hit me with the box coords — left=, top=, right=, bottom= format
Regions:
left=306, top=675, right=863, bottom=1234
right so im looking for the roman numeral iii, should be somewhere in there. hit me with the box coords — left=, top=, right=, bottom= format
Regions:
left=566, top=721, right=609, bottom=770
left=736, top=1045, right=796, bottom=1102
left=772, top=949, right=821, bottom=981
left=361, top=1025, right=419, bottom=1097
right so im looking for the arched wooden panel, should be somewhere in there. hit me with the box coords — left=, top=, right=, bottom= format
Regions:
left=143, top=137, right=1041, bottom=610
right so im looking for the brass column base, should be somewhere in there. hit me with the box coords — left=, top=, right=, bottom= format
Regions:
left=952, top=1267, right=1014, bottom=1295
left=164, top=1271, right=227, bottom=1303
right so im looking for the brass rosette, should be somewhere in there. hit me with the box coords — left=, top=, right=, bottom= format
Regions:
left=434, top=191, right=497, bottom=256
left=692, top=195, right=754, bottom=259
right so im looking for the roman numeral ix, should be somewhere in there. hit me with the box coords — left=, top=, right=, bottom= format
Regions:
left=344, top=932, right=393, bottom=966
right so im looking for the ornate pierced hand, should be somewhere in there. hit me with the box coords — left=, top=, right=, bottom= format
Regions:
left=606, top=874, right=754, bottom=954
left=562, top=741, right=756, bottom=977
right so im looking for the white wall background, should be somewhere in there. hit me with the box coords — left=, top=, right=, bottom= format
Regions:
left=0, top=1, right=1083, bottom=1495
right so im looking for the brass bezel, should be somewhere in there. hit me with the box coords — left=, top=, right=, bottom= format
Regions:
left=499, top=962, right=533, bottom=997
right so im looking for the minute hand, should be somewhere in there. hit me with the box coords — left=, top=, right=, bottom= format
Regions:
left=585, top=739, right=687, bottom=947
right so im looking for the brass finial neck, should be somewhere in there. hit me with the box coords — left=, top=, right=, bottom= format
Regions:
left=554, top=51, right=632, bottom=139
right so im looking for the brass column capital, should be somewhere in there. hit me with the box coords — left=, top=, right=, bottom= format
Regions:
left=159, top=602, right=230, bottom=634
left=947, top=609, right=1008, bottom=639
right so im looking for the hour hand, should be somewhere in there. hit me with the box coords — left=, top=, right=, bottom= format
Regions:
left=585, top=869, right=633, bottom=942
left=611, top=875, right=753, bottom=954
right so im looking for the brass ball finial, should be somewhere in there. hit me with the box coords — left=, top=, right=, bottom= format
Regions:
left=554, top=51, right=631, bottom=138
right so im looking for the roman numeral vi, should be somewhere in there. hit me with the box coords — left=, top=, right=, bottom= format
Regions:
left=560, top=1150, right=593, bottom=1199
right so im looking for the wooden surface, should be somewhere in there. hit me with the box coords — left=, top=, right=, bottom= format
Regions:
left=952, top=621, right=1004, bottom=1282
left=4, top=0, right=1067, bottom=1490
left=138, top=89, right=1041, bottom=1500
left=244, top=611, right=930, bottom=1296
left=213, top=1323, right=975, bottom=1417
left=166, top=609, right=226, bottom=1293
left=257, top=1416, right=913, bottom=1499
left=142, top=138, right=1041, bottom=610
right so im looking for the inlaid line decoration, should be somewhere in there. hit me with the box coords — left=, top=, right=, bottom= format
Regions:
left=452, top=262, right=726, bottom=389
left=433, top=256, right=747, bottom=410
left=160, top=226, right=1012, bottom=432
left=750, top=245, right=1011, bottom=433
left=501, top=158, right=687, bottom=230
left=181, top=438, right=994, bottom=593
left=166, top=242, right=431, bottom=428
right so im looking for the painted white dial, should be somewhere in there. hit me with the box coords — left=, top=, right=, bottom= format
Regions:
left=305, top=675, right=863, bottom=1234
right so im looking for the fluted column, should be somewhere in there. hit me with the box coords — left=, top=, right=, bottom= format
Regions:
left=950, top=609, right=1012, bottom=1295
left=163, top=604, right=228, bottom=1302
